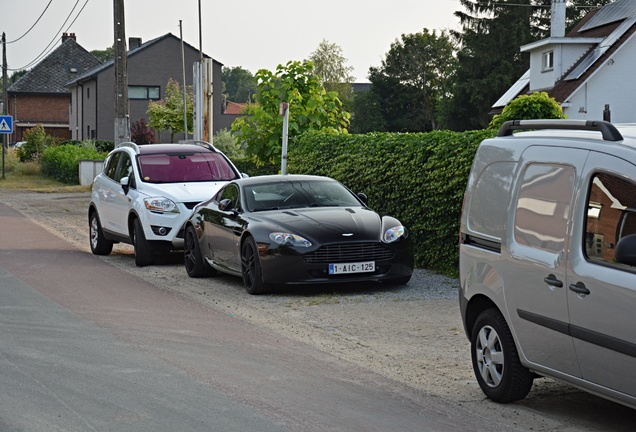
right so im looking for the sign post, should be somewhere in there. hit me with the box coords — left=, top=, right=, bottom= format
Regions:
left=0, top=114, right=13, bottom=180
left=279, top=103, right=289, bottom=175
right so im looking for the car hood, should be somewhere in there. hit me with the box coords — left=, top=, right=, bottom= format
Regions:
left=253, top=207, right=382, bottom=242
left=141, top=181, right=226, bottom=203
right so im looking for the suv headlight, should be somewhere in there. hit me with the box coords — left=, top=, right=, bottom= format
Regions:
left=383, top=225, right=407, bottom=243
left=144, top=197, right=180, bottom=214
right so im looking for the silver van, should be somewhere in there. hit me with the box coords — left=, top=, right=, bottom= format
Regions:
left=459, top=119, right=636, bottom=408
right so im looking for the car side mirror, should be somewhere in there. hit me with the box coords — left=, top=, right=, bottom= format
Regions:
left=219, top=198, right=233, bottom=211
left=357, top=193, right=369, bottom=206
left=120, top=176, right=130, bottom=194
left=615, top=234, right=636, bottom=266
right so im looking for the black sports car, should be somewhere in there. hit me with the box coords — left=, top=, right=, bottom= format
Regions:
left=183, top=174, right=413, bottom=294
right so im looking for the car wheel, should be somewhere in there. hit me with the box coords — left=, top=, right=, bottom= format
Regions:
left=241, top=236, right=270, bottom=295
left=132, top=218, right=154, bottom=267
left=471, top=308, right=534, bottom=403
left=89, top=211, right=113, bottom=255
left=184, top=225, right=215, bottom=277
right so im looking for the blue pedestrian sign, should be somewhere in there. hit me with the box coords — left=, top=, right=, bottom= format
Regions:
left=0, top=115, right=13, bottom=134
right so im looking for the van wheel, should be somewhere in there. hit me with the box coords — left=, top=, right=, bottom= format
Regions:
left=133, top=218, right=154, bottom=267
left=471, top=308, right=534, bottom=403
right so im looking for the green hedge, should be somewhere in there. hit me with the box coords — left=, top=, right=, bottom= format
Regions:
left=287, top=129, right=496, bottom=276
left=41, top=144, right=108, bottom=184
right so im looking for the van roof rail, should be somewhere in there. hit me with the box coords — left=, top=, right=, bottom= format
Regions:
left=498, top=120, right=623, bottom=142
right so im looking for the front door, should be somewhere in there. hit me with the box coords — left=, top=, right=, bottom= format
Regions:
left=567, top=153, right=636, bottom=395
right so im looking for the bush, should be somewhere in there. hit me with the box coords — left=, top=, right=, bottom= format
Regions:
left=40, top=144, right=108, bottom=184
left=287, top=129, right=496, bottom=276
left=18, top=125, right=60, bottom=162
left=213, top=129, right=245, bottom=160
left=61, top=139, right=115, bottom=153
left=489, top=91, right=566, bottom=130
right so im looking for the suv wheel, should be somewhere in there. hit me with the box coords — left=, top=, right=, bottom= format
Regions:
left=471, top=308, right=534, bottom=403
left=133, top=218, right=154, bottom=267
left=89, top=211, right=113, bottom=255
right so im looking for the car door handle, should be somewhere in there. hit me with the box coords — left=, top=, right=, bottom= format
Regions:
left=569, top=281, right=590, bottom=296
left=544, top=274, right=563, bottom=288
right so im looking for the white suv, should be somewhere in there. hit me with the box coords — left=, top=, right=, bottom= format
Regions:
left=89, top=141, right=242, bottom=266
left=460, top=120, right=636, bottom=409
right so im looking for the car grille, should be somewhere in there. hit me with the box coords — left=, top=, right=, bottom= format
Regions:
left=183, top=201, right=200, bottom=210
left=304, top=242, right=394, bottom=263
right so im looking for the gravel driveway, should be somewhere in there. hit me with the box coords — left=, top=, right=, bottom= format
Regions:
left=2, top=188, right=635, bottom=431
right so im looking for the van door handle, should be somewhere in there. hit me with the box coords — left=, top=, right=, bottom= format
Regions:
left=569, top=282, right=590, bottom=296
left=544, top=274, right=563, bottom=288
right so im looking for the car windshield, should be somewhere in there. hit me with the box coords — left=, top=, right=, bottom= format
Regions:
left=244, top=180, right=362, bottom=212
left=138, top=152, right=238, bottom=183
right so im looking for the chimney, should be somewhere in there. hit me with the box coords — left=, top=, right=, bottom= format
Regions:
left=129, top=37, right=142, bottom=50
left=551, top=0, right=566, bottom=37
left=61, top=33, right=77, bottom=43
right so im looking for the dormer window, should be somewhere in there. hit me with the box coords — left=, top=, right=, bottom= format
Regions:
left=542, top=50, right=554, bottom=71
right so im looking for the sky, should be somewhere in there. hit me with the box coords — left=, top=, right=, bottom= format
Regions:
left=1, top=0, right=462, bottom=83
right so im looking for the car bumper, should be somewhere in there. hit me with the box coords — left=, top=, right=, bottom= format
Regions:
left=259, top=243, right=414, bottom=285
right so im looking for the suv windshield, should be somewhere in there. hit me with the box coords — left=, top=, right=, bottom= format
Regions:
left=138, top=152, right=238, bottom=183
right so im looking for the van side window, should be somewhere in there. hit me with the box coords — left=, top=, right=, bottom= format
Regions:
left=585, top=173, right=636, bottom=266
left=514, top=164, right=575, bottom=252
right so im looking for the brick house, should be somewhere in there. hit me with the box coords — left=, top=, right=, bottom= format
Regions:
left=6, top=33, right=103, bottom=142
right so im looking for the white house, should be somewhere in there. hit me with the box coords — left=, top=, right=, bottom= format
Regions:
left=493, top=0, right=636, bottom=123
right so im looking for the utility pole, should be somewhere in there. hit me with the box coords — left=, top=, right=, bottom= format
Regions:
left=2, top=32, right=7, bottom=179
left=180, top=20, right=188, bottom=140
left=113, top=0, right=130, bottom=145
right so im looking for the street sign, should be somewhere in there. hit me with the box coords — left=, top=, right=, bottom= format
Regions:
left=0, top=115, right=13, bottom=134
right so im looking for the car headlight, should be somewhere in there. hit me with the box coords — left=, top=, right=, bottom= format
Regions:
left=144, top=197, right=180, bottom=214
left=383, top=225, right=407, bottom=243
left=269, top=232, right=312, bottom=248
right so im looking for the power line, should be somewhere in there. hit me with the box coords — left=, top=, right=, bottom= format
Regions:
left=6, top=0, right=55, bottom=44
left=8, top=0, right=92, bottom=71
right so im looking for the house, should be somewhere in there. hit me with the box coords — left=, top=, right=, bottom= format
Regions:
left=6, top=33, right=103, bottom=142
left=493, top=0, right=636, bottom=123
left=67, top=33, right=240, bottom=142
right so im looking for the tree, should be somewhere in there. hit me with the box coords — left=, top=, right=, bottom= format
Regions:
left=488, top=91, right=566, bottom=130
left=222, top=66, right=257, bottom=103
left=90, top=45, right=114, bottom=63
left=130, top=118, right=156, bottom=144
left=363, top=29, right=457, bottom=132
left=231, top=60, right=350, bottom=165
left=444, top=0, right=613, bottom=131
left=147, top=79, right=193, bottom=142
left=308, top=39, right=355, bottom=103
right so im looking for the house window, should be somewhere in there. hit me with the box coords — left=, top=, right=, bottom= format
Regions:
left=542, top=50, right=554, bottom=71
left=128, top=85, right=160, bottom=100
left=87, top=87, right=90, bottom=99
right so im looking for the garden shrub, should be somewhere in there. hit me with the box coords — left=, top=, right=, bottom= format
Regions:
left=40, top=144, right=108, bottom=184
left=287, top=129, right=496, bottom=276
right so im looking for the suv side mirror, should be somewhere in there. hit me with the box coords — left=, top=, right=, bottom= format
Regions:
left=120, top=176, right=130, bottom=194
left=615, top=234, right=636, bottom=266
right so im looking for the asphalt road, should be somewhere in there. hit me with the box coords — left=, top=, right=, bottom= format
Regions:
left=0, top=201, right=505, bottom=431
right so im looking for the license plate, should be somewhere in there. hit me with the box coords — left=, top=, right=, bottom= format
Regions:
left=329, top=261, right=375, bottom=275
